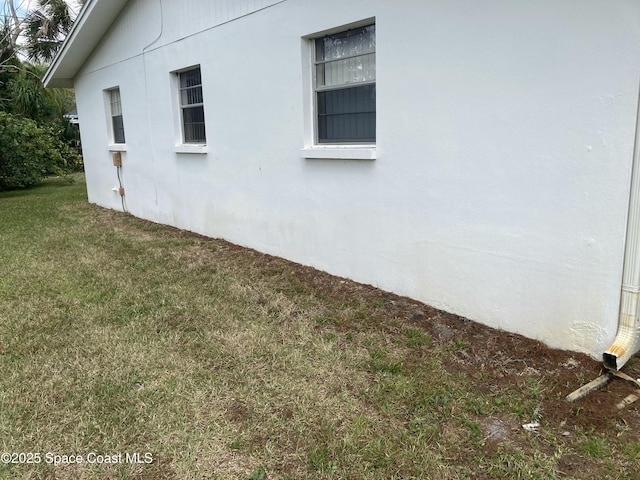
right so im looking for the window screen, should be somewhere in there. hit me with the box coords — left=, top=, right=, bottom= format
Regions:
left=314, top=25, right=375, bottom=144
left=179, top=67, right=206, bottom=144
left=109, top=88, right=125, bottom=144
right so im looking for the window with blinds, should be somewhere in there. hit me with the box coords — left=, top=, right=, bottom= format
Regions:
left=179, top=67, right=206, bottom=144
left=314, top=24, right=375, bottom=144
left=109, top=88, right=125, bottom=144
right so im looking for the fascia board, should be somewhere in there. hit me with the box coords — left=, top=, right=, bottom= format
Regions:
left=44, top=0, right=129, bottom=88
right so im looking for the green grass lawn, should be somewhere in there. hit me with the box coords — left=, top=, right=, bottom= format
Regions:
left=0, top=174, right=639, bottom=479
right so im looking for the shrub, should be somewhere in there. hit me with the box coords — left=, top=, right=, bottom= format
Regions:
left=0, top=111, right=81, bottom=191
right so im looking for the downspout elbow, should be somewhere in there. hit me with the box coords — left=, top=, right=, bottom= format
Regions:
left=603, top=330, right=640, bottom=371
left=603, top=285, right=640, bottom=370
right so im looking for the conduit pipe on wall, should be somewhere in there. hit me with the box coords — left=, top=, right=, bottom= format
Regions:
left=142, top=0, right=164, bottom=206
left=603, top=85, right=640, bottom=371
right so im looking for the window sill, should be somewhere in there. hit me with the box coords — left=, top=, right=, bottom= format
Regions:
left=174, top=144, right=208, bottom=154
left=301, top=146, right=376, bottom=160
left=107, top=144, right=127, bottom=152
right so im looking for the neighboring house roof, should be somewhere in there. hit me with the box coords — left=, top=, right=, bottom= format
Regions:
left=43, top=0, right=129, bottom=88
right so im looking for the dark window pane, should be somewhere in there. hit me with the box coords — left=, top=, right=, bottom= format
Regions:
left=181, top=86, right=203, bottom=106
left=112, top=115, right=125, bottom=144
left=184, top=123, right=206, bottom=143
left=317, top=84, right=375, bottom=143
left=180, top=68, right=201, bottom=88
left=183, top=106, right=206, bottom=143
left=183, top=106, right=205, bottom=124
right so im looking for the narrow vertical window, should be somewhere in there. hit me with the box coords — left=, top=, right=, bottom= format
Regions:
left=314, top=24, right=376, bottom=144
left=179, top=67, right=206, bottom=144
left=109, top=88, right=125, bottom=144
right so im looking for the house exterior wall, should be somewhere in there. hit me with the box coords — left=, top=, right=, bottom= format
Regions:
left=73, top=0, right=640, bottom=357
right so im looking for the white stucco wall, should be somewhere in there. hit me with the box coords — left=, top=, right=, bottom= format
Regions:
left=72, top=0, right=640, bottom=357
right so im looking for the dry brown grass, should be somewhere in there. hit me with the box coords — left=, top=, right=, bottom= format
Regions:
left=0, top=175, right=639, bottom=479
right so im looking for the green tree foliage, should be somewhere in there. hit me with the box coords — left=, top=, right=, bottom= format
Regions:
left=0, top=111, right=81, bottom=190
left=2, top=63, right=76, bottom=134
left=25, top=0, right=74, bottom=64
left=0, top=0, right=82, bottom=191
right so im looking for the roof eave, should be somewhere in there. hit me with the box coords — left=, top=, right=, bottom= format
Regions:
left=43, top=0, right=129, bottom=88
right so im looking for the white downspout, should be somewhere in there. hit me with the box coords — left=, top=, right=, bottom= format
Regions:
left=603, top=83, right=640, bottom=371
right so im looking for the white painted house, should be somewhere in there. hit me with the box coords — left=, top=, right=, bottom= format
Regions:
left=45, top=0, right=640, bottom=369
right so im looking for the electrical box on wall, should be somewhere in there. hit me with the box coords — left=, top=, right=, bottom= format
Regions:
left=112, top=152, right=122, bottom=167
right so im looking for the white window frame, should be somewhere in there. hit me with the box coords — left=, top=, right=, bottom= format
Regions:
left=104, top=87, right=126, bottom=150
left=301, top=19, right=377, bottom=160
left=172, top=65, right=207, bottom=154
